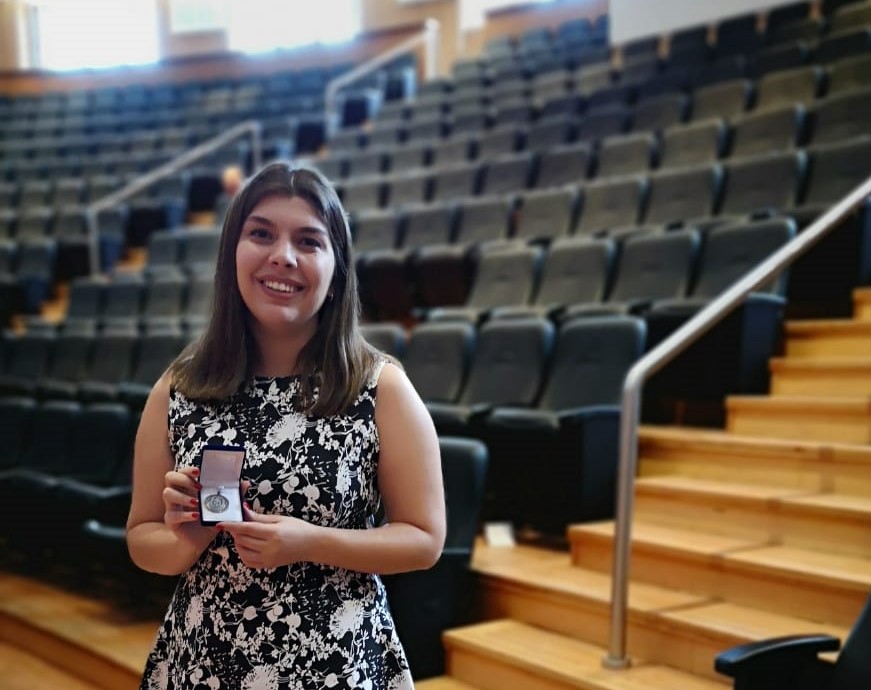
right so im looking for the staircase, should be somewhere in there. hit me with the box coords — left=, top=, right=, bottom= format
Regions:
left=420, top=288, right=871, bottom=690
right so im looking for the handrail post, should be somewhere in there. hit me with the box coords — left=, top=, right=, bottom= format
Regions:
left=603, top=172, right=871, bottom=669
left=84, top=120, right=262, bottom=275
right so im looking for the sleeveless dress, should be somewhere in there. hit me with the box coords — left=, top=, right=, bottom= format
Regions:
left=140, top=362, right=415, bottom=690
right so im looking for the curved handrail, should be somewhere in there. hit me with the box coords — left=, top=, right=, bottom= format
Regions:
left=84, top=119, right=263, bottom=274
left=603, top=172, right=871, bottom=669
left=324, top=18, right=441, bottom=126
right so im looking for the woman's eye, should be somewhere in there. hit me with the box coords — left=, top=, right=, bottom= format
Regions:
left=300, top=236, right=323, bottom=249
left=249, top=228, right=270, bottom=240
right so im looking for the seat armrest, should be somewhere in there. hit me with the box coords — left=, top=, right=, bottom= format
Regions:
left=715, top=634, right=840, bottom=679
left=557, top=405, right=619, bottom=426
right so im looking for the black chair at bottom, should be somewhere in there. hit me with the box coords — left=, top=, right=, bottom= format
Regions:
left=716, top=587, right=871, bottom=690
left=383, top=436, right=488, bottom=680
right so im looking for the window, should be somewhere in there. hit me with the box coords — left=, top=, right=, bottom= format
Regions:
left=32, top=0, right=158, bottom=71
left=169, top=0, right=229, bottom=33
left=226, top=0, right=360, bottom=53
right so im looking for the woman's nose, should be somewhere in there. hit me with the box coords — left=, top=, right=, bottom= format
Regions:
left=270, top=239, right=297, bottom=267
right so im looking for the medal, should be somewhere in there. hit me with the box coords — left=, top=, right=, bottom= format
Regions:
left=204, top=486, right=230, bottom=513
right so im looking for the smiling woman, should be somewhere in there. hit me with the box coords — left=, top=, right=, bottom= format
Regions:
left=126, top=162, right=444, bottom=690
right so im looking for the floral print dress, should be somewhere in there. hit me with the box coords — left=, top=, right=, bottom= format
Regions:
left=140, top=363, right=414, bottom=690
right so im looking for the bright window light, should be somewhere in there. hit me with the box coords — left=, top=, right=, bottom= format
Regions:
left=34, top=0, right=159, bottom=71
left=169, top=0, right=230, bottom=33
left=227, top=0, right=360, bottom=53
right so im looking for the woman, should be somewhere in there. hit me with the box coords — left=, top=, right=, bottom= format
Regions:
left=127, top=163, right=445, bottom=689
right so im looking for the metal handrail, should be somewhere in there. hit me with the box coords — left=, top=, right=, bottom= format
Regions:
left=84, top=119, right=263, bottom=274
left=603, top=172, right=871, bottom=669
left=324, top=18, right=441, bottom=126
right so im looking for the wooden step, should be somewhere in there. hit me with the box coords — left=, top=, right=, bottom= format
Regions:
left=854, top=288, right=871, bottom=321
left=569, top=521, right=869, bottom=627
left=770, top=358, right=871, bottom=397
left=471, top=542, right=725, bottom=679
left=0, top=641, right=95, bottom=690
left=726, top=396, right=871, bottom=444
left=443, top=620, right=725, bottom=690
left=417, top=678, right=481, bottom=690
left=784, top=320, right=871, bottom=359
left=633, top=476, right=871, bottom=557
left=638, top=426, right=871, bottom=496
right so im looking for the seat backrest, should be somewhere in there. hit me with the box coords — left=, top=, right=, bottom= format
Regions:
left=810, top=88, right=871, bottom=145
left=577, top=176, right=647, bottom=235
left=440, top=437, right=489, bottom=550
left=142, top=276, right=187, bottom=318
left=693, top=80, right=752, bottom=121
left=86, top=333, right=136, bottom=384
left=538, top=316, right=646, bottom=410
left=804, top=137, right=871, bottom=206
left=4, top=332, right=54, bottom=380
left=609, top=230, right=699, bottom=303
left=815, top=27, right=871, bottom=64
left=402, top=203, right=456, bottom=250
left=182, top=230, right=221, bottom=271
left=66, top=277, right=104, bottom=319
left=576, top=105, right=632, bottom=141
left=0, top=396, right=37, bottom=469
left=465, top=245, right=542, bottom=311
left=730, top=104, right=805, bottom=158
left=480, top=152, right=534, bottom=196
left=660, top=118, right=727, bottom=169
left=69, top=402, right=132, bottom=484
left=536, top=142, right=591, bottom=188
left=515, top=188, right=579, bottom=242
left=720, top=151, right=806, bottom=216
left=404, top=321, right=475, bottom=403
left=827, top=54, right=871, bottom=96
left=129, top=333, right=186, bottom=385
left=45, top=332, right=93, bottom=382
left=534, top=237, right=615, bottom=307
left=20, top=399, right=81, bottom=474
left=460, top=316, right=554, bottom=407
left=596, top=132, right=656, bottom=178
left=644, top=164, right=722, bottom=226
left=360, top=322, right=407, bottom=359
left=755, top=65, right=823, bottom=111
left=750, top=41, right=810, bottom=78
left=431, top=162, right=481, bottom=202
left=692, top=218, right=796, bottom=299
left=352, top=209, right=400, bottom=253
left=526, top=116, right=577, bottom=153
left=456, top=196, right=513, bottom=246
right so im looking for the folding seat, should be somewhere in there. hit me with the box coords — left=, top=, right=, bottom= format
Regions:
left=361, top=202, right=457, bottom=319
left=16, top=206, right=54, bottom=240
left=77, top=332, right=137, bottom=402
left=51, top=177, right=85, bottom=207
left=118, top=331, right=187, bottom=409
left=729, top=104, right=806, bottom=158
left=749, top=41, right=810, bottom=78
left=618, top=57, right=661, bottom=89
left=576, top=105, right=632, bottom=142
left=64, top=276, right=104, bottom=329
left=413, top=195, right=514, bottom=307
left=635, top=67, right=690, bottom=101
left=425, top=316, right=553, bottom=436
left=345, top=149, right=386, bottom=178
left=492, top=237, right=615, bottom=319
left=815, top=27, right=871, bottom=64
left=827, top=54, right=871, bottom=95
left=632, top=93, right=689, bottom=132
left=692, top=79, right=753, bottom=121
left=450, top=107, right=490, bottom=136
left=13, top=239, right=57, bottom=314
left=596, top=132, right=656, bottom=178
left=430, top=161, right=482, bottom=202
left=483, top=315, right=645, bottom=531
left=659, top=119, right=727, bottom=169
left=567, top=231, right=699, bottom=321
left=808, top=88, right=871, bottom=144
left=327, top=127, right=365, bottom=152
left=715, top=14, right=766, bottom=56
left=767, top=2, right=812, bottom=34
left=183, top=272, right=213, bottom=328
left=145, top=229, right=181, bottom=272
left=830, top=2, right=871, bottom=34
left=576, top=176, right=647, bottom=236
left=621, top=36, right=660, bottom=62
left=100, top=276, right=144, bottom=331
left=181, top=229, right=221, bottom=274
left=531, top=70, right=571, bottom=104
left=0, top=396, right=37, bottom=472
left=0, top=331, right=55, bottom=395
left=402, top=321, right=475, bottom=404
left=643, top=162, right=722, bottom=227
left=141, top=274, right=187, bottom=330
left=537, top=92, right=584, bottom=120
left=387, top=141, right=431, bottom=173
left=359, top=322, right=407, bottom=359
left=18, top=180, right=52, bottom=209
left=429, top=134, right=477, bottom=169
left=311, top=153, right=345, bottom=181
left=755, top=65, right=824, bottom=111
left=351, top=208, right=401, bottom=255
left=717, top=151, right=805, bottom=223
left=478, top=152, right=534, bottom=196
left=338, top=177, right=384, bottom=214
left=52, top=207, right=92, bottom=280
left=86, top=174, right=124, bottom=202
left=513, top=187, right=579, bottom=243
left=573, top=62, right=613, bottom=95
left=668, top=26, right=711, bottom=64
left=771, top=17, right=825, bottom=45
left=645, top=218, right=795, bottom=401
left=477, top=124, right=525, bottom=159
left=585, top=84, right=634, bottom=113
left=405, top=116, right=450, bottom=145
left=427, top=244, right=543, bottom=323
left=37, top=331, right=94, bottom=400
left=788, top=136, right=871, bottom=308
left=522, top=118, right=573, bottom=156
left=95, top=205, right=128, bottom=271
left=384, top=170, right=431, bottom=208
left=491, top=99, right=536, bottom=128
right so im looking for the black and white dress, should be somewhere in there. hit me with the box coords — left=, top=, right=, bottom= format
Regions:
left=140, top=362, right=414, bottom=690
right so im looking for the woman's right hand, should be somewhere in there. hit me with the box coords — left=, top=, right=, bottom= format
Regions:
left=163, top=466, right=216, bottom=553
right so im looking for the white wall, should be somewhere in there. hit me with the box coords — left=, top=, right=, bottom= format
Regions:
left=610, top=0, right=805, bottom=45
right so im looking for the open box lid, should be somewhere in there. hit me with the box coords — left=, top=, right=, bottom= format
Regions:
left=200, top=445, right=245, bottom=486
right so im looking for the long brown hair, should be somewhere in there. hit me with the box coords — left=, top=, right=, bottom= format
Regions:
left=169, top=162, right=381, bottom=416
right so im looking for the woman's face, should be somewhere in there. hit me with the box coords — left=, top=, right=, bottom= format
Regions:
left=235, top=194, right=336, bottom=342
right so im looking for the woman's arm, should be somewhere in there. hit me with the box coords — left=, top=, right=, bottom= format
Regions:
left=126, top=374, right=217, bottom=576
left=224, top=363, right=446, bottom=573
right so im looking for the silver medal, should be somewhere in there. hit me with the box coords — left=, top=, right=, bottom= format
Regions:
left=204, top=486, right=230, bottom=513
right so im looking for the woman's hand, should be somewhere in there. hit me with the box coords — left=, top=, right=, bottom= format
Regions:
left=220, top=504, right=317, bottom=570
left=162, top=466, right=216, bottom=553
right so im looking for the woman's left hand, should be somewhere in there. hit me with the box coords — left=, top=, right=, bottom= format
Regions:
left=220, top=504, right=316, bottom=569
